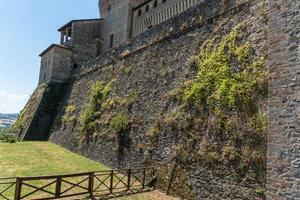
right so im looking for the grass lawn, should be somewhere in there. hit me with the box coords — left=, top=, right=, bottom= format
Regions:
left=0, top=142, right=107, bottom=177
left=0, top=142, right=175, bottom=200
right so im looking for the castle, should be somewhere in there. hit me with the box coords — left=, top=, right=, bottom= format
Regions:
left=38, top=0, right=202, bottom=85
left=17, top=0, right=300, bottom=199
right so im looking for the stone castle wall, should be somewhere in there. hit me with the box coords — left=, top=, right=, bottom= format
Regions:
left=20, top=0, right=300, bottom=198
left=39, top=46, right=72, bottom=84
left=100, top=2, right=132, bottom=51
left=131, top=0, right=200, bottom=38
left=71, top=20, right=102, bottom=65
left=47, top=0, right=269, bottom=199
left=267, top=0, right=300, bottom=199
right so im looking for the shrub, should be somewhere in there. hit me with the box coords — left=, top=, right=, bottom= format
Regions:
left=80, top=80, right=114, bottom=135
left=62, top=104, right=76, bottom=125
left=123, top=66, right=132, bottom=75
left=102, top=97, right=126, bottom=110
left=182, top=24, right=267, bottom=117
left=128, top=91, right=140, bottom=104
left=0, top=129, right=18, bottom=143
left=109, top=114, right=129, bottom=136
left=169, top=23, right=268, bottom=181
left=256, top=188, right=266, bottom=199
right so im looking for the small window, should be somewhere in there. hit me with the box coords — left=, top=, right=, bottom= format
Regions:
left=162, top=0, right=167, bottom=3
left=108, top=4, right=111, bottom=12
left=43, top=74, right=46, bottom=81
left=153, top=1, right=158, bottom=8
left=138, top=9, right=142, bottom=16
left=109, top=34, right=114, bottom=48
left=145, top=5, right=149, bottom=12
left=73, top=64, right=78, bottom=69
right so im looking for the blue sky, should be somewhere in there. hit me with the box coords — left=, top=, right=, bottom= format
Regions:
left=0, top=0, right=99, bottom=113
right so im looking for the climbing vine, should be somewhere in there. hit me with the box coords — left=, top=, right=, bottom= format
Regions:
left=80, top=80, right=114, bottom=135
left=164, top=23, right=268, bottom=184
left=182, top=23, right=267, bottom=116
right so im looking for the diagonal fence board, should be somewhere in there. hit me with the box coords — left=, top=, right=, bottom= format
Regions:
left=1, top=167, right=157, bottom=200
left=0, top=178, right=16, bottom=200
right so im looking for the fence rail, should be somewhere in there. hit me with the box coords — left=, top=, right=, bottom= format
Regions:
left=0, top=167, right=157, bottom=200
left=0, top=177, right=16, bottom=200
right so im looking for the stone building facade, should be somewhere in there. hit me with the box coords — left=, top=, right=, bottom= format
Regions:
left=38, top=0, right=203, bottom=84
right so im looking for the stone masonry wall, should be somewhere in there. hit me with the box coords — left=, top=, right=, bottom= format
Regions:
left=48, top=0, right=269, bottom=199
left=267, top=0, right=300, bottom=199
left=51, top=46, right=73, bottom=83
left=71, top=21, right=102, bottom=66
left=100, top=2, right=132, bottom=51
left=22, top=83, right=68, bottom=141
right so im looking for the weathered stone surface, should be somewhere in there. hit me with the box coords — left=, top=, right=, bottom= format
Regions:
left=38, top=45, right=72, bottom=85
left=47, top=0, right=268, bottom=199
left=21, top=0, right=300, bottom=198
left=267, top=0, right=300, bottom=199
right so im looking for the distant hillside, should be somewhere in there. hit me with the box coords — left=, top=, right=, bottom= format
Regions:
left=0, top=113, right=18, bottom=129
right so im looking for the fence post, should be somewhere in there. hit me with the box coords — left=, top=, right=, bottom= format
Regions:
left=166, top=158, right=178, bottom=195
left=110, top=171, right=114, bottom=194
left=14, top=178, right=22, bottom=200
left=152, top=168, right=156, bottom=190
left=55, top=177, right=62, bottom=198
left=127, top=169, right=131, bottom=191
left=88, top=172, right=94, bottom=198
left=142, top=168, right=146, bottom=189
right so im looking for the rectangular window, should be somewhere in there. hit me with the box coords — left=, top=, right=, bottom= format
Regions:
left=109, top=34, right=114, bottom=48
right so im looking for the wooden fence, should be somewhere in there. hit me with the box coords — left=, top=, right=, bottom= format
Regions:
left=0, top=167, right=157, bottom=200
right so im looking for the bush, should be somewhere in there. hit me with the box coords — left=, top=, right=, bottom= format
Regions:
left=182, top=24, right=267, bottom=116
left=169, top=23, right=268, bottom=182
left=0, top=129, right=18, bottom=143
left=110, top=114, right=129, bottom=136
left=80, top=80, right=114, bottom=134
left=62, top=104, right=76, bottom=124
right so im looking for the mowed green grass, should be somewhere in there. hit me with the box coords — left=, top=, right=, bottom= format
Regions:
left=0, top=142, right=164, bottom=200
left=0, top=142, right=107, bottom=177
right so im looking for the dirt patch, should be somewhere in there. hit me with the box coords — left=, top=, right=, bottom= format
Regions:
left=118, top=190, right=181, bottom=200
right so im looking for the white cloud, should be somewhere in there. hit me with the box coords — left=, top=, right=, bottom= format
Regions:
left=0, top=90, right=30, bottom=113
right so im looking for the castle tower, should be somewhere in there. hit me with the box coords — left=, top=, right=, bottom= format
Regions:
left=98, top=0, right=133, bottom=50
left=38, top=0, right=204, bottom=85
left=98, top=0, right=202, bottom=49
left=38, top=18, right=102, bottom=85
